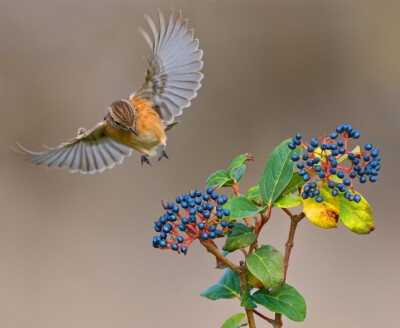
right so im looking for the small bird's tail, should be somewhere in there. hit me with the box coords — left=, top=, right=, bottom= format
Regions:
left=135, top=8, right=204, bottom=125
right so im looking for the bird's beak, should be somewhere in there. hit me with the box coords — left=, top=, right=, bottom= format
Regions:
left=130, top=127, right=139, bottom=136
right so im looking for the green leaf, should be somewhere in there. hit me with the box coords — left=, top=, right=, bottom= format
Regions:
left=207, top=170, right=234, bottom=189
left=201, top=268, right=241, bottom=300
left=281, top=173, right=305, bottom=195
left=245, top=245, right=284, bottom=293
left=221, top=313, right=246, bottom=328
left=274, top=195, right=303, bottom=208
left=339, top=192, right=375, bottom=234
left=259, top=139, right=302, bottom=206
left=240, top=286, right=257, bottom=310
left=302, top=184, right=340, bottom=229
left=252, top=283, right=306, bottom=322
left=224, top=196, right=264, bottom=220
left=223, top=223, right=257, bottom=252
left=246, top=186, right=263, bottom=205
left=227, top=153, right=254, bottom=183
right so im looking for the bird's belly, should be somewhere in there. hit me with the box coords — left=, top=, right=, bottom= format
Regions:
left=130, top=131, right=161, bottom=155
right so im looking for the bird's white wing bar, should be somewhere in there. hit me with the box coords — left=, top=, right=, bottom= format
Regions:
left=137, top=9, right=204, bottom=124
left=17, top=122, right=132, bottom=174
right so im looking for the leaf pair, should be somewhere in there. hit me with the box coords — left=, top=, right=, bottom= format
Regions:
left=207, top=154, right=254, bottom=189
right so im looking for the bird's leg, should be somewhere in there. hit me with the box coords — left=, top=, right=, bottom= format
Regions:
left=141, top=154, right=152, bottom=166
left=158, top=145, right=169, bottom=161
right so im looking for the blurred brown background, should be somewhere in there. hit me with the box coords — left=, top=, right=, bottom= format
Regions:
left=1, top=0, right=399, bottom=327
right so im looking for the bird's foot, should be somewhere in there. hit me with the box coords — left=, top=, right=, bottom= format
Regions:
left=141, top=155, right=152, bottom=167
left=158, top=146, right=169, bottom=161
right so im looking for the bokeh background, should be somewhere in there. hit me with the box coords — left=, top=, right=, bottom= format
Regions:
left=1, top=0, right=399, bottom=327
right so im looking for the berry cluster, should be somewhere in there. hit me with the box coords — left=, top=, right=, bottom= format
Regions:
left=288, top=123, right=381, bottom=203
left=152, top=188, right=233, bottom=254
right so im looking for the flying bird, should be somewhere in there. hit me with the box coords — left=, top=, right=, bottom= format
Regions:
left=18, top=9, right=203, bottom=174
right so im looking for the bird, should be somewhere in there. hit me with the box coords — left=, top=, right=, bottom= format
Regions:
left=17, top=8, right=203, bottom=174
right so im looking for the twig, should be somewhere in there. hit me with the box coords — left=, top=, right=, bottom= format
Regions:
left=253, top=310, right=274, bottom=324
left=200, top=239, right=241, bottom=274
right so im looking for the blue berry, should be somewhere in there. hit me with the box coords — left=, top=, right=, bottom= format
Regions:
left=316, top=196, right=323, bottom=203
left=159, top=240, right=167, bottom=248
left=291, top=154, right=300, bottom=161
left=360, top=176, right=367, bottom=183
left=189, top=191, right=195, bottom=198
left=329, top=168, right=336, bottom=174
left=288, top=142, right=296, bottom=149
left=206, top=203, right=214, bottom=211
left=211, top=192, right=219, bottom=200
left=337, top=140, right=344, bottom=147
left=181, top=201, right=188, bottom=209
left=216, top=205, right=223, bottom=211
left=369, top=176, right=377, bottom=182
left=197, top=206, right=204, bottom=213
left=307, top=159, right=314, bottom=167
left=348, top=153, right=355, bottom=160
left=223, top=209, right=231, bottom=216
left=336, top=125, right=343, bottom=133
left=307, top=145, right=314, bottom=152
left=303, top=174, right=311, bottom=181
left=314, top=165, right=322, bottom=172
left=365, top=143, right=372, bottom=150
left=189, top=216, right=196, bottom=223
left=310, top=138, right=319, bottom=147
left=344, top=191, right=351, bottom=199
left=313, top=157, right=320, bottom=164
left=330, top=132, right=338, bottom=139
left=302, top=154, right=309, bottom=160
left=171, top=243, right=179, bottom=251
left=338, top=147, right=346, bottom=154
left=328, top=181, right=335, bottom=188
left=203, top=194, right=210, bottom=201
left=198, top=222, right=205, bottom=230
left=295, top=133, right=302, bottom=139
left=293, top=138, right=301, bottom=145
left=216, top=211, right=223, bottom=219
left=332, top=150, right=339, bottom=156
left=310, top=182, right=317, bottom=188
left=332, top=189, right=338, bottom=196
left=337, top=171, right=345, bottom=179
left=221, top=220, right=228, bottom=228
left=352, top=131, right=361, bottom=139
left=181, top=246, right=187, bottom=253
left=343, top=178, right=351, bottom=186
left=163, top=225, right=171, bottom=233
left=302, top=192, right=308, bottom=199
left=203, top=211, right=211, bottom=219
left=349, top=171, right=357, bottom=178
left=313, top=189, right=320, bottom=195
left=194, top=189, right=202, bottom=197
left=177, top=236, right=184, bottom=243
left=371, top=147, right=379, bottom=157
left=208, top=225, right=216, bottom=232
left=321, top=143, right=328, bottom=150
left=201, top=232, right=209, bottom=240
left=189, top=208, right=196, bottom=215
left=217, top=198, right=226, bottom=205
left=297, top=162, right=305, bottom=169
left=298, top=169, right=306, bottom=176
left=194, top=197, right=202, bottom=205
left=182, top=218, right=189, bottom=224
left=206, top=187, right=213, bottom=194
left=319, top=171, right=326, bottom=179
left=209, top=232, right=216, bottom=239
left=215, top=229, right=223, bottom=236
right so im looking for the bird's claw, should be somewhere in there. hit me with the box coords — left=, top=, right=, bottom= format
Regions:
left=141, top=155, right=152, bottom=167
left=158, top=146, right=169, bottom=161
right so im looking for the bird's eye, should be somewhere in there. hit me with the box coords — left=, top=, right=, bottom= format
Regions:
left=114, top=120, right=121, bottom=126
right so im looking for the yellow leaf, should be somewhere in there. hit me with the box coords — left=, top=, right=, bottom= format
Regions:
left=303, top=184, right=340, bottom=229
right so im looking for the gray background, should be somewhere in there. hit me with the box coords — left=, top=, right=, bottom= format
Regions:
left=1, top=0, right=399, bottom=327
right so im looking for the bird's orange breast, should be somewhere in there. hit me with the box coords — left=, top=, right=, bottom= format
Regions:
left=105, top=97, right=166, bottom=155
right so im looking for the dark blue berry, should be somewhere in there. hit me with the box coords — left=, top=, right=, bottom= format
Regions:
left=163, top=225, right=171, bottom=233
left=206, top=203, right=214, bottom=211
left=197, top=206, right=204, bottom=213
left=216, top=205, right=223, bottom=211
left=365, top=143, right=372, bottom=150
left=307, top=145, right=315, bottom=152
left=337, top=171, right=345, bottom=179
left=208, top=225, right=216, bottom=232
left=371, top=147, right=379, bottom=157
left=332, top=189, right=338, bottom=196
left=203, top=194, right=210, bottom=201
left=307, top=159, right=314, bottom=167
left=189, top=216, right=196, bottom=223
left=211, top=192, right=219, bottom=200
left=319, top=171, right=326, bottom=179
left=330, top=132, right=338, bottom=139
left=316, top=196, right=323, bottom=203
left=310, top=138, right=319, bottom=147
left=209, top=232, right=216, bottom=239
left=171, top=243, right=179, bottom=251
left=354, top=195, right=361, bottom=203
left=293, top=138, right=301, bottom=145
left=297, top=162, right=305, bottom=169
left=302, top=154, right=309, bottom=160
left=303, top=174, right=311, bottom=181
left=338, top=147, right=346, bottom=154
left=181, top=201, right=188, bottom=209
left=344, top=191, right=351, bottom=199
left=181, top=246, right=187, bottom=253
left=194, top=197, right=202, bottom=205
left=217, top=198, right=226, bottom=205
left=177, top=236, right=184, bottom=243
left=215, top=229, right=223, bottom=236
left=159, top=240, right=167, bottom=248
left=194, top=189, right=202, bottom=197
left=310, top=182, right=317, bottom=188
left=369, top=176, right=377, bottom=182
left=360, top=176, right=367, bottom=183
left=329, top=168, right=336, bottom=174
left=352, top=131, right=361, bottom=139
left=291, top=154, right=300, bottom=161
left=182, top=218, right=189, bottom=224
left=302, top=192, right=308, bottom=199
left=343, top=179, right=351, bottom=186
left=206, top=187, right=213, bottom=194
left=198, top=222, right=205, bottom=230
left=314, top=165, right=322, bottom=172
left=288, top=142, right=296, bottom=149
left=337, top=140, right=344, bottom=147
left=328, top=181, right=335, bottom=188
left=201, top=232, right=209, bottom=240
left=295, top=133, right=302, bottom=139
left=221, top=220, right=228, bottom=228
left=203, top=211, right=211, bottom=219
left=223, top=209, right=231, bottom=216
left=216, top=211, right=223, bottom=219
left=298, top=169, right=306, bottom=176
left=189, top=208, right=196, bottom=215
left=349, top=171, right=357, bottom=178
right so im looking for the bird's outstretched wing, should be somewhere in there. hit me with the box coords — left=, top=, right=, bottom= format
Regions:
left=17, top=122, right=132, bottom=174
left=135, top=9, right=204, bottom=124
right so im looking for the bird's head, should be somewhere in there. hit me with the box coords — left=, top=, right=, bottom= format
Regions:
left=105, top=99, right=139, bottom=136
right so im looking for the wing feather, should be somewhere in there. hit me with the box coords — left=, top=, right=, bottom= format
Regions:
left=18, top=121, right=132, bottom=174
left=135, top=9, right=203, bottom=124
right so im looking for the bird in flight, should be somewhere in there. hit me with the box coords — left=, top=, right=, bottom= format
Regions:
left=18, top=9, right=203, bottom=174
